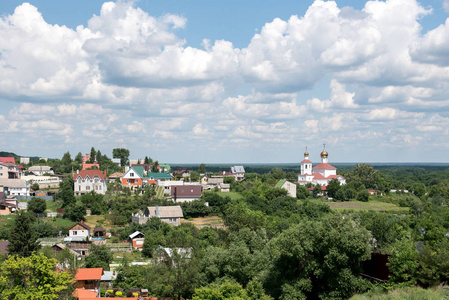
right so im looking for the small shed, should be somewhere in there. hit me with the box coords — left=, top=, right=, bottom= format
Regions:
left=129, top=231, right=145, bottom=249
left=93, top=226, right=106, bottom=237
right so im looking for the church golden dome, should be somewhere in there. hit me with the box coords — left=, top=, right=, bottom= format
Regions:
left=320, top=148, right=328, bottom=158
left=304, top=147, right=309, bottom=157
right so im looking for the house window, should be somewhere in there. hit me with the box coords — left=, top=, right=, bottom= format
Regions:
left=127, top=179, right=130, bottom=183
left=99, top=186, right=102, bottom=190
left=73, top=231, right=77, bottom=235
left=130, top=173, right=134, bottom=177
left=86, top=186, right=90, bottom=190
left=95, top=186, right=98, bottom=190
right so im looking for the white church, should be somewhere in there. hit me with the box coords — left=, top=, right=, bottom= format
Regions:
left=297, top=145, right=346, bottom=187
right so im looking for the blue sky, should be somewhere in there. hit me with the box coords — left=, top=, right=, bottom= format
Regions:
left=1, top=0, right=449, bottom=163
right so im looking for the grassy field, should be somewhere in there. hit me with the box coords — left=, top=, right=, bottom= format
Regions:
left=351, top=285, right=449, bottom=300
left=155, top=186, right=165, bottom=198
left=327, top=200, right=408, bottom=212
left=45, top=199, right=61, bottom=212
left=182, top=216, right=225, bottom=228
left=214, top=191, right=243, bottom=200
left=85, top=215, right=108, bottom=229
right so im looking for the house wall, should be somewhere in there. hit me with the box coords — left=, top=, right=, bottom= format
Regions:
left=282, top=181, right=297, bottom=198
left=74, top=176, right=107, bottom=195
left=69, top=226, right=90, bottom=239
left=0, top=206, right=12, bottom=215
left=173, top=196, right=201, bottom=203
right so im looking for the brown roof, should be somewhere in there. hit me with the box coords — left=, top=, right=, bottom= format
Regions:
left=171, top=185, right=202, bottom=198
left=75, top=268, right=103, bottom=280
left=93, top=226, right=106, bottom=232
left=73, top=170, right=106, bottom=181
left=70, top=221, right=91, bottom=231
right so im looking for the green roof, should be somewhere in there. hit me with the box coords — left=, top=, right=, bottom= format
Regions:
left=132, top=166, right=144, bottom=178
left=275, top=179, right=287, bottom=189
left=159, top=164, right=171, bottom=170
left=145, top=172, right=173, bottom=180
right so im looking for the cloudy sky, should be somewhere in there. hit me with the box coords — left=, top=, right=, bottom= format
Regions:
left=1, top=0, right=449, bottom=163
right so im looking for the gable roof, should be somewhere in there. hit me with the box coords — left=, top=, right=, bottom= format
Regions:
left=313, top=163, right=336, bottom=170
left=93, top=226, right=106, bottom=232
left=28, top=166, right=53, bottom=172
left=73, top=170, right=106, bottom=181
left=231, top=166, right=245, bottom=173
left=301, top=159, right=312, bottom=163
left=275, top=179, right=287, bottom=189
left=69, top=221, right=91, bottom=231
left=75, top=268, right=103, bottom=280
left=0, top=157, right=15, bottom=164
left=132, top=166, right=145, bottom=178
left=146, top=206, right=183, bottom=218
left=129, top=231, right=144, bottom=239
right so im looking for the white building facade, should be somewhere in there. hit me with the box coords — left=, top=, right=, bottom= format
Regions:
left=298, top=146, right=346, bottom=187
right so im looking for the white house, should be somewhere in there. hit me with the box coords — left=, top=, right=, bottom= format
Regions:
left=0, top=179, right=30, bottom=196
left=73, top=170, right=108, bottom=195
left=68, top=221, right=91, bottom=241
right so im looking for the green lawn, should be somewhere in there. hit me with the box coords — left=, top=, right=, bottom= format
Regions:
left=45, top=199, right=61, bottom=213
left=214, top=191, right=243, bottom=200
left=327, top=200, right=408, bottom=212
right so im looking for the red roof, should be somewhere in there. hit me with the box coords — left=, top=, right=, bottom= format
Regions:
left=73, top=288, right=98, bottom=299
left=75, top=268, right=103, bottom=280
left=307, top=185, right=327, bottom=191
left=311, top=173, right=326, bottom=180
left=73, top=170, right=106, bottom=181
left=0, top=157, right=15, bottom=164
left=301, top=159, right=312, bottom=163
left=313, top=163, right=336, bottom=170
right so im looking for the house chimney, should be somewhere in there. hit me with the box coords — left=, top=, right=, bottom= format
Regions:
left=156, top=205, right=159, bottom=218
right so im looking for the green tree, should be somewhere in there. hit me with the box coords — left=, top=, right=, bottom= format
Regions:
left=0, top=253, right=73, bottom=300
left=388, top=237, right=419, bottom=284
left=57, top=177, right=76, bottom=208
left=190, top=171, right=200, bottom=182
left=63, top=203, right=86, bottom=222
left=30, top=182, right=39, bottom=191
left=152, top=160, right=159, bottom=173
left=60, top=151, right=72, bottom=173
left=7, top=212, right=40, bottom=257
left=192, top=280, right=272, bottom=300
left=80, top=191, right=107, bottom=215
left=326, top=178, right=341, bottom=198
left=27, top=197, right=47, bottom=214
left=74, top=152, right=83, bottom=164
left=88, top=147, right=96, bottom=163
left=198, top=163, right=206, bottom=174
left=357, top=189, right=370, bottom=202
left=264, top=214, right=371, bottom=299
left=85, top=245, right=113, bottom=270
left=113, top=148, right=130, bottom=166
